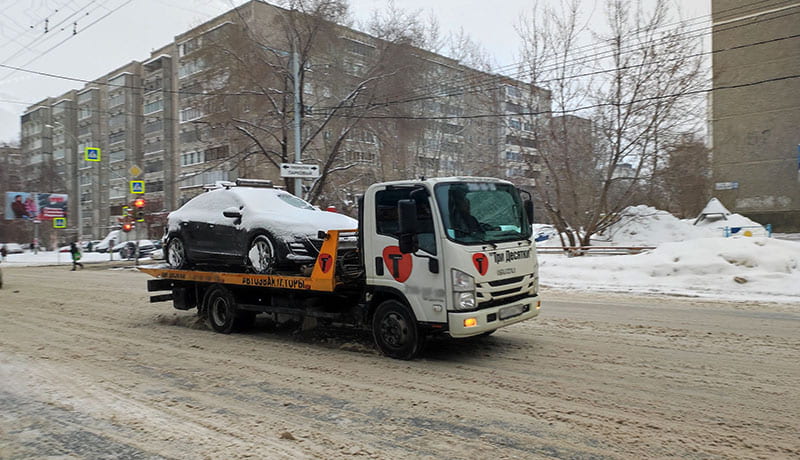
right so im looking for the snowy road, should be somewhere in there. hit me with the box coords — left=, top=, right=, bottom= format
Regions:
left=1, top=265, right=798, bottom=459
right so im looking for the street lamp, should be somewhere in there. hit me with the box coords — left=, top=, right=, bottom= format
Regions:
left=45, top=122, right=82, bottom=242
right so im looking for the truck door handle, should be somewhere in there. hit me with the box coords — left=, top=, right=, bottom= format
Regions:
left=375, top=257, right=384, bottom=276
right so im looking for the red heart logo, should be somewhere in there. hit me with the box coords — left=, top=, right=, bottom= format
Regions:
left=472, top=253, right=489, bottom=276
left=382, top=246, right=413, bottom=282
left=318, top=253, right=333, bottom=273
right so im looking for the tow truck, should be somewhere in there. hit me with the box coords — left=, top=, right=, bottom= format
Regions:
left=141, top=176, right=541, bottom=359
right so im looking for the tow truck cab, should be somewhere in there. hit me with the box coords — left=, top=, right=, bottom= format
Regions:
left=361, top=177, right=540, bottom=342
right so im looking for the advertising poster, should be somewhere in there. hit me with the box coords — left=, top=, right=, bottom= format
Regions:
left=4, top=192, right=38, bottom=220
left=36, top=193, right=69, bottom=220
left=4, top=192, right=68, bottom=220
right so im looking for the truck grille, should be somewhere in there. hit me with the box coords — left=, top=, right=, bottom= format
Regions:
left=476, top=274, right=537, bottom=310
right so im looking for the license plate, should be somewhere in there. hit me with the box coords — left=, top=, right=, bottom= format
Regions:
left=499, top=304, right=525, bottom=320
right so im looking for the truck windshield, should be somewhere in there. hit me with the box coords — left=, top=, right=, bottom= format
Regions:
left=435, top=182, right=532, bottom=245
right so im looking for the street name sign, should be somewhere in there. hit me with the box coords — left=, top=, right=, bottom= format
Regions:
left=714, top=181, right=739, bottom=191
left=280, top=163, right=320, bottom=178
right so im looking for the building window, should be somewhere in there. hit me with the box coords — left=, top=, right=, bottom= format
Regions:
left=144, top=140, right=163, bottom=154
left=509, top=119, right=522, bottom=130
left=505, top=85, right=521, bottom=98
left=108, top=74, right=127, bottom=88
left=178, top=58, right=205, bottom=78
left=180, top=107, right=203, bottom=123
left=110, top=149, right=126, bottom=162
left=179, top=37, right=202, bottom=56
left=145, top=119, right=163, bottom=134
left=181, top=150, right=205, bottom=166
left=78, top=107, right=92, bottom=120
left=77, top=90, right=95, bottom=104
left=505, top=151, right=522, bottom=162
left=108, top=92, right=125, bottom=108
left=109, top=131, right=126, bottom=145
left=109, top=113, right=126, bottom=129
left=144, top=99, right=164, bottom=114
left=110, top=180, right=126, bottom=199
left=145, top=160, right=164, bottom=173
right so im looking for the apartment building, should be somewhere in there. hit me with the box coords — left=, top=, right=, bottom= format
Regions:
left=710, top=0, right=800, bottom=230
left=19, top=0, right=560, bottom=239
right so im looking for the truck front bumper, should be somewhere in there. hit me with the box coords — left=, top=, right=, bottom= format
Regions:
left=447, top=295, right=540, bottom=338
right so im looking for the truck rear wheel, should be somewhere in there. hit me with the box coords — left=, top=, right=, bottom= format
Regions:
left=372, top=300, right=425, bottom=360
left=205, top=285, right=239, bottom=334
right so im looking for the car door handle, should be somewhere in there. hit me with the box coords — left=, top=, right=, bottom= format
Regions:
left=209, top=224, right=215, bottom=229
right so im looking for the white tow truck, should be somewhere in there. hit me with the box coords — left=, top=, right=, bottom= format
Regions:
left=142, top=176, right=541, bottom=359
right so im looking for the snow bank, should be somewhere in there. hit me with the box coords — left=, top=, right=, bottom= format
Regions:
left=539, top=237, right=800, bottom=303
left=598, top=205, right=717, bottom=245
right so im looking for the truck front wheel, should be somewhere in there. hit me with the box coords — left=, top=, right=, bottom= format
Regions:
left=372, top=300, right=425, bottom=360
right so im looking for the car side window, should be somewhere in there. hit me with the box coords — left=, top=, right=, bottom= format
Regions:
left=375, top=189, right=436, bottom=255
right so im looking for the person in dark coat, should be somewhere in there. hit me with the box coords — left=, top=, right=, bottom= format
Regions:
left=70, top=242, right=84, bottom=270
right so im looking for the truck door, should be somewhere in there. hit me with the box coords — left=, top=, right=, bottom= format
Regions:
left=367, top=187, right=447, bottom=325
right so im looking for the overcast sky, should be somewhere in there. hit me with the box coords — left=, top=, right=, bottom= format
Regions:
left=0, top=0, right=709, bottom=144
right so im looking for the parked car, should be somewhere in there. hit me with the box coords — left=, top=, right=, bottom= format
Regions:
left=1, top=243, right=25, bottom=254
left=112, top=240, right=157, bottom=259
left=164, top=180, right=357, bottom=273
left=95, top=230, right=122, bottom=253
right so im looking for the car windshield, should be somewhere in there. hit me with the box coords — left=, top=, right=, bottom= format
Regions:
left=435, top=182, right=531, bottom=245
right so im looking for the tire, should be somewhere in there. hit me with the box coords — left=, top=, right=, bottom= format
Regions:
left=248, top=234, right=277, bottom=274
left=372, top=300, right=425, bottom=360
left=166, top=236, right=188, bottom=269
left=205, top=285, right=238, bottom=334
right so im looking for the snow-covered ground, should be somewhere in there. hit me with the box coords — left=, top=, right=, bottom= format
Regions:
left=537, top=202, right=799, bottom=304
left=0, top=251, right=157, bottom=267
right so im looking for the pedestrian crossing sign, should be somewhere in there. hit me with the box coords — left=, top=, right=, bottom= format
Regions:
left=85, top=147, right=101, bottom=161
left=130, top=180, right=145, bottom=194
left=53, top=217, right=67, bottom=228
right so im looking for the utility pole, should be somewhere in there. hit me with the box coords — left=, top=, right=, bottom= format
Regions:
left=292, top=43, right=303, bottom=198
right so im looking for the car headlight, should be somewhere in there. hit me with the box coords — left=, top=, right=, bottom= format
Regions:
left=451, top=269, right=476, bottom=311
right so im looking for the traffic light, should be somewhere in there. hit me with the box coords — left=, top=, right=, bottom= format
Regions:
left=133, top=198, right=146, bottom=222
left=122, top=205, right=132, bottom=218
left=122, top=222, right=134, bottom=232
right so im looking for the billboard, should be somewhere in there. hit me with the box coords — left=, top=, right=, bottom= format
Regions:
left=4, top=192, right=69, bottom=220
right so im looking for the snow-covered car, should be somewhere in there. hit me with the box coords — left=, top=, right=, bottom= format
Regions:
left=1, top=243, right=25, bottom=254
left=164, top=180, right=357, bottom=273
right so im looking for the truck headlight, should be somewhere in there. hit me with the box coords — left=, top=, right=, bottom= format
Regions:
left=452, top=269, right=476, bottom=311
left=451, top=269, right=475, bottom=291
left=455, top=291, right=476, bottom=310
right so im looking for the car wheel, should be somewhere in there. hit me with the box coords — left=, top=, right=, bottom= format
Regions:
left=248, top=234, right=276, bottom=274
left=372, top=300, right=426, bottom=360
left=166, top=236, right=187, bottom=269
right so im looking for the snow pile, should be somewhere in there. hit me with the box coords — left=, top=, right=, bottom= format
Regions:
left=598, top=205, right=717, bottom=245
left=539, top=236, right=800, bottom=303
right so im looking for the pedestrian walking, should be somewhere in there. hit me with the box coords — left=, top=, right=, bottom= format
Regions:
left=70, top=242, right=84, bottom=270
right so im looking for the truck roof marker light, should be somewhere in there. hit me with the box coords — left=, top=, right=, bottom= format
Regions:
left=463, top=317, right=478, bottom=328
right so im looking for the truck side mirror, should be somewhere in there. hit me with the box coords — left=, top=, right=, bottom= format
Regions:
left=397, top=199, right=419, bottom=254
left=524, top=199, right=534, bottom=223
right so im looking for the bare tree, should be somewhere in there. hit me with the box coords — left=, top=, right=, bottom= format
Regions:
left=517, top=0, right=705, bottom=247
left=189, top=0, right=434, bottom=206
